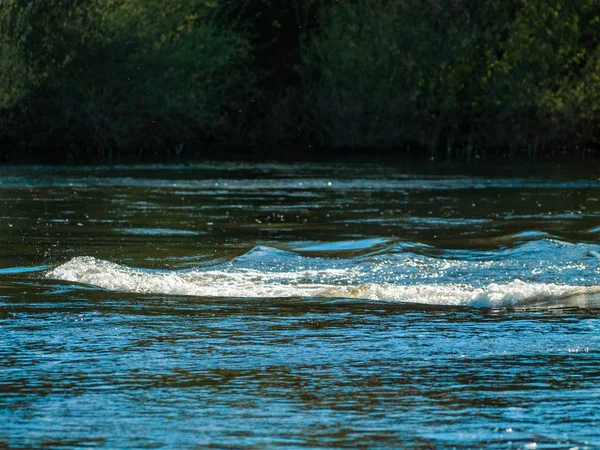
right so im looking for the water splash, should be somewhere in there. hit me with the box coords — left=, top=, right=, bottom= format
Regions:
left=46, top=255, right=600, bottom=308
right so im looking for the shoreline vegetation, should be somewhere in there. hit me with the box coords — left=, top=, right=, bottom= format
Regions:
left=1, top=0, right=600, bottom=164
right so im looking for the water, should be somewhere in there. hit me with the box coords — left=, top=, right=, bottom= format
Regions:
left=1, top=162, right=600, bottom=449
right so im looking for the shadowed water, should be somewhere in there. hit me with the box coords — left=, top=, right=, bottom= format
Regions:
left=1, top=163, right=600, bottom=449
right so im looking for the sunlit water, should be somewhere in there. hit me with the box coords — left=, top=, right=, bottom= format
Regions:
left=1, top=162, right=600, bottom=449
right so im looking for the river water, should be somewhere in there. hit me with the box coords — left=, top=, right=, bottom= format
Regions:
left=1, top=162, right=600, bottom=449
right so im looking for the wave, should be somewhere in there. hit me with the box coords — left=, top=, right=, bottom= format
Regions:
left=45, top=256, right=600, bottom=308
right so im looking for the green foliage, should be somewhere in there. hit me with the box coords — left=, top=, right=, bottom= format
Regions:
left=482, top=0, right=600, bottom=149
left=1, top=0, right=600, bottom=161
left=0, top=1, right=34, bottom=109
left=0, top=0, right=256, bottom=159
left=303, top=0, right=600, bottom=154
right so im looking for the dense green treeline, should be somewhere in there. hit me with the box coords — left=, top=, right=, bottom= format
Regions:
left=1, top=0, right=600, bottom=162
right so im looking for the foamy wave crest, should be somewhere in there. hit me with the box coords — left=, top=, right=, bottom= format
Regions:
left=46, top=257, right=600, bottom=308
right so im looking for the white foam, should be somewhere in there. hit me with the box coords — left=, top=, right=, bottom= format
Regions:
left=46, top=257, right=599, bottom=308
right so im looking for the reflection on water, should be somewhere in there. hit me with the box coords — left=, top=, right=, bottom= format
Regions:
left=1, top=163, right=600, bottom=449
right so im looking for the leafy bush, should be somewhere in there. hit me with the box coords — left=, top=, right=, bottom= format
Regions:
left=1, top=0, right=600, bottom=161
left=302, top=0, right=600, bottom=155
left=0, top=0, right=256, bottom=161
